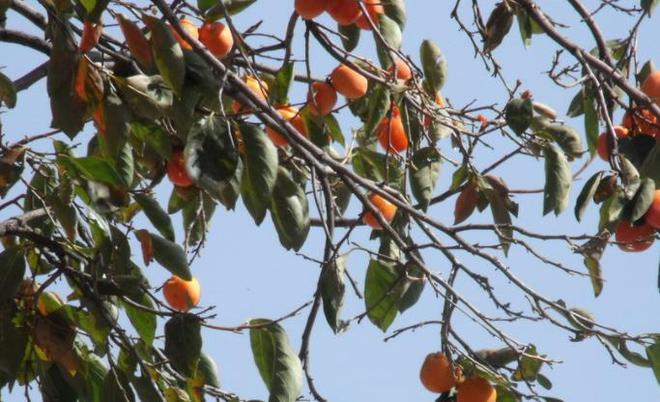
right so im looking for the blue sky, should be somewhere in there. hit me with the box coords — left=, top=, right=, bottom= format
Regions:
left=1, top=1, right=659, bottom=401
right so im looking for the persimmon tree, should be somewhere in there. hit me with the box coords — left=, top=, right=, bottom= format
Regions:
left=0, top=0, right=659, bottom=401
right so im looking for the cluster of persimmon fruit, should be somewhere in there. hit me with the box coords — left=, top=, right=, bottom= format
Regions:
left=595, top=71, right=660, bottom=252
left=420, top=352, right=496, bottom=402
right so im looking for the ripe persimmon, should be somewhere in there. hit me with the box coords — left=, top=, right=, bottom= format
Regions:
left=167, top=149, right=194, bottom=188
left=419, top=352, right=459, bottom=393
left=199, top=21, right=233, bottom=59
left=307, top=81, right=338, bottom=116
left=377, top=108, right=408, bottom=153
left=641, top=70, right=660, bottom=102
left=330, top=64, right=368, bottom=99
left=362, top=193, right=397, bottom=229
left=615, top=220, right=655, bottom=252
left=596, top=126, right=629, bottom=161
left=355, top=0, right=384, bottom=30
left=171, top=18, right=198, bottom=50
left=295, top=0, right=329, bottom=20
left=266, top=106, right=308, bottom=147
left=327, top=0, right=362, bottom=25
left=456, top=377, right=497, bottom=402
left=163, top=275, right=201, bottom=312
left=232, top=75, right=269, bottom=113
left=388, top=58, right=413, bottom=82
left=645, top=190, right=660, bottom=229
left=622, top=107, right=660, bottom=138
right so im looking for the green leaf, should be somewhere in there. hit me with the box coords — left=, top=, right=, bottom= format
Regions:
left=598, top=189, right=626, bottom=230
left=249, top=319, right=303, bottom=402
left=202, top=0, right=258, bottom=16
left=637, top=60, right=656, bottom=87
left=61, top=156, right=124, bottom=186
left=450, top=165, right=469, bottom=191
left=324, top=114, right=345, bottom=147
left=566, top=90, right=584, bottom=117
left=270, top=167, right=310, bottom=251
left=115, top=75, right=174, bottom=120
left=142, top=231, right=191, bottom=280
left=338, top=23, right=360, bottom=52
left=505, top=97, right=533, bottom=135
left=194, top=352, right=221, bottom=388
left=184, top=115, right=239, bottom=197
left=383, top=0, right=406, bottom=30
left=0, top=303, right=27, bottom=378
left=47, top=21, right=86, bottom=138
left=40, top=363, right=78, bottom=402
left=478, top=176, right=513, bottom=255
left=575, top=172, right=603, bottom=222
left=514, top=7, right=533, bottom=48
left=270, top=63, right=294, bottom=105
left=364, top=259, right=406, bottom=332
left=543, top=145, right=572, bottom=216
left=641, top=0, right=660, bottom=15
left=397, top=258, right=425, bottom=313
left=629, top=178, right=656, bottom=222
left=582, top=89, right=599, bottom=156
left=0, top=247, right=26, bottom=299
left=377, top=14, right=402, bottom=50
left=0, top=70, right=16, bottom=108
left=409, top=147, right=441, bottom=211
left=352, top=147, right=404, bottom=191
left=79, top=350, right=109, bottom=402
left=135, top=193, right=175, bottom=241
left=320, top=256, right=346, bottom=333
left=99, top=90, right=131, bottom=158
left=142, top=14, right=185, bottom=96
left=537, top=373, right=553, bottom=390
left=165, top=314, right=202, bottom=377
left=363, top=85, right=391, bottom=138
left=182, top=191, right=216, bottom=247
left=101, top=368, right=135, bottom=402
left=640, top=142, right=660, bottom=187
left=419, top=40, right=447, bottom=92
left=48, top=194, right=78, bottom=241
left=0, top=146, right=25, bottom=198
left=240, top=123, right=279, bottom=225
left=583, top=255, right=604, bottom=297
left=646, top=340, right=660, bottom=385
left=122, top=293, right=156, bottom=347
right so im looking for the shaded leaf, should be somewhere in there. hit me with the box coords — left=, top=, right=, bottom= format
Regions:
left=269, top=167, right=310, bottom=251
left=114, top=75, right=174, bottom=120
left=0, top=70, right=16, bottom=108
left=352, top=147, right=404, bottom=191
left=101, top=368, right=134, bottom=402
left=364, top=259, right=406, bottom=332
left=377, top=13, right=402, bottom=50
left=320, top=256, right=346, bottom=333
left=505, top=97, right=533, bottom=135
left=116, top=14, right=153, bottom=69
left=0, top=247, right=26, bottom=300
left=363, top=84, right=391, bottom=136
left=582, top=88, right=599, bottom=156
left=484, top=1, right=514, bottom=53
left=383, top=0, right=406, bottom=30
left=165, top=314, right=202, bottom=377
left=240, top=123, right=278, bottom=225
left=409, top=147, right=441, bottom=211
left=122, top=293, right=156, bottom=347
left=137, top=231, right=190, bottom=280
left=338, top=23, right=360, bottom=52
left=249, top=320, right=303, bottom=402
left=629, top=178, right=656, bottom=222
left=142, top=14, right=185, bottom=95
left=135, top=193, right=175, bottom=241
left=419, top=40, right=447, bottom=92
left=641, top=0, right=660, bottom=15
left=543, top=145, right=572, bottom=216
left=61, top=156, right=124, bottom=186
left=575, top=171, right=603, bottom=222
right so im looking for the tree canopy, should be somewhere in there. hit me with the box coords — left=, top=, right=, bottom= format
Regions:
left=0, top=0, right=659, bottom=401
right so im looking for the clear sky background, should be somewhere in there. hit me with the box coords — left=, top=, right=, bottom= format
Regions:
left=1, top=1, right=659, bottom=401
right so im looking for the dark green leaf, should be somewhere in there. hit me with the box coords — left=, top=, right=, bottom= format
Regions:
left=398, top=258, right=425, bottom=313
left=101, top=368, right=134, bottom=402
left=582, top=89, right=599, bottom=156
left=543, top=145, right=572, bottom=216
left=320, top=256, right=346, bottom=333
left=364, top=259, right=406, bottom=332
left=194, top=352, right=221, bottom=388
left=646, top=340, right=660, bottom=385
left=135, top=193, right=175, bottom=241
left=566, top=90, right=584, bottom=118
left=637, top=60, right=656, bottom=86
left=165, top=314, right=202, bottom=377
left=270, top=63, right=294, bottom=105
left=642, top=0, right=660, bottom=15
left=598, top=189, right=626, bottom=230
left=142, top=14, right=185, bottom=95
left=184, top=115, right=239, bottom=199
left=40, top=363, right=78, bottom=402
left=338, top=23, right=360, bottom=52
left=505, top=97, right=533, bottom=135
left=240, top=123, right=279, bottom=225
left=377, top=14, right=402, bottom=50
left=115, top=75, right=174, bottom=120
left=409, top=147, right=441, bottom=211
left=270, top=167, right=310, bottom=251
left=537, top=373, right=553, bottom=390
left=640, top=142, right=660, bottom=187
left=383, top=0, right=406, bottom=30
left=202, top=0, right=258, bottom=16
left=143, top=231, right=191, bottom=280
left=363, top=84, right=391, bottom=136
left=629, top=178, right=656, bottom=222
left=122, top=293, right=156, bottom=347
left=47, top=21, right=86, bottom=138
left=0, top=70, right=16, bottom=108
left=575, top=172, right=603, bottom=222
left=99, top=90, right=131, bottom=158
left=61, top=156, right=124, bottom=186
left=249, top=319, right=303, bottom=402
left=0, top=303, right=27, bottom=377
left=0, top=247, right=26, bottom=300
left=352, top=147, right=404, bottom=191
left=419, top=40, right=447, bottom=92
